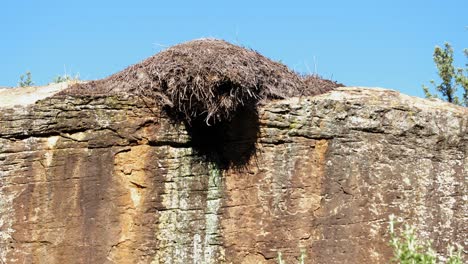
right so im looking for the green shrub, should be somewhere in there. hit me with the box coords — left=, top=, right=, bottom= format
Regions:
left=389, top=215, right=463, bottom=264
left=52, top=73, right=80, bottom=83
left=18, top=71, right=34, bottom=87
left=422, top=43, right=468, bottom=106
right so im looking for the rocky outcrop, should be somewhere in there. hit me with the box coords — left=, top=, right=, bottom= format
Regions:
left=0, top=87, right=466, bottom=263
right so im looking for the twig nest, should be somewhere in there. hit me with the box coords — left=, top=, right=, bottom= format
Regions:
left=62, top=39, right=342, bottom=124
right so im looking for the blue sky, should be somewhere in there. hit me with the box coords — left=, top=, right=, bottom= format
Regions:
left=1, top=0, right=466, bottom=98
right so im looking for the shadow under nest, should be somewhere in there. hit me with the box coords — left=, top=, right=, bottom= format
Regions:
left=59, top=38, right=343, bottom=170
left=180, top=104, right=260, bottom=171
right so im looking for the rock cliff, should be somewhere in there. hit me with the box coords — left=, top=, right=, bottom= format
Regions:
left=0, top=86, right=466, bottom=263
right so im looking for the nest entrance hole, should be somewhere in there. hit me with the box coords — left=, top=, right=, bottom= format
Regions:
left=185, top=105, right=259, bottom=170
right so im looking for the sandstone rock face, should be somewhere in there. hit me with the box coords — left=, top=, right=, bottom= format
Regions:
left=0, top=87, right=466, bottom=263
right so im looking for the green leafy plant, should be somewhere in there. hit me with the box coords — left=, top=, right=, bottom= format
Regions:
left=423, top=42, right=468, bottom=106
left=388, top=215, right=463, bottom=264
left=52, top=73, right=80, bottom=83
left=18, top=71, right=34, bottom=87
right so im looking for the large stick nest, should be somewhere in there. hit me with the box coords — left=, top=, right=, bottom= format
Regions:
left=62, top=39, right=342, bottom=123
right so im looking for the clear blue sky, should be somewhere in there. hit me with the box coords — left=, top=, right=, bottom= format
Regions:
left=1, top=0, right=467, bottom=98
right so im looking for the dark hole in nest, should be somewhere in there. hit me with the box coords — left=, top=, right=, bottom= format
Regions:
left=217, top=81, right=235, bottom=95
left=184, top=105, right=260, bottom=171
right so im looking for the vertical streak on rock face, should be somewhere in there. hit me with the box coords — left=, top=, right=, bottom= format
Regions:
left=152, top=148, right=224, bottom=263
left=0, top=136, right=95, bottom=263
left=202, top=164, right=224, bottom=263
left=110, top=145, right=152, bottom=263
left=0, top=176, right=14, bottom=264
left=153, top=147, right=191, bottom=263
left=1, top=135, right=24, bottom=263
left=221, top=136, right=327, bottom=263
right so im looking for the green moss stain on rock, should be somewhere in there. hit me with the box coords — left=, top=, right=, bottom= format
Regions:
left=201, top=164, right=225, bottom=263
left=153, top=148, right=224, bottom=263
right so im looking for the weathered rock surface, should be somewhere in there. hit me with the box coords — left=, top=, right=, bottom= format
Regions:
left=0, top=87, right=466, bottom=263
